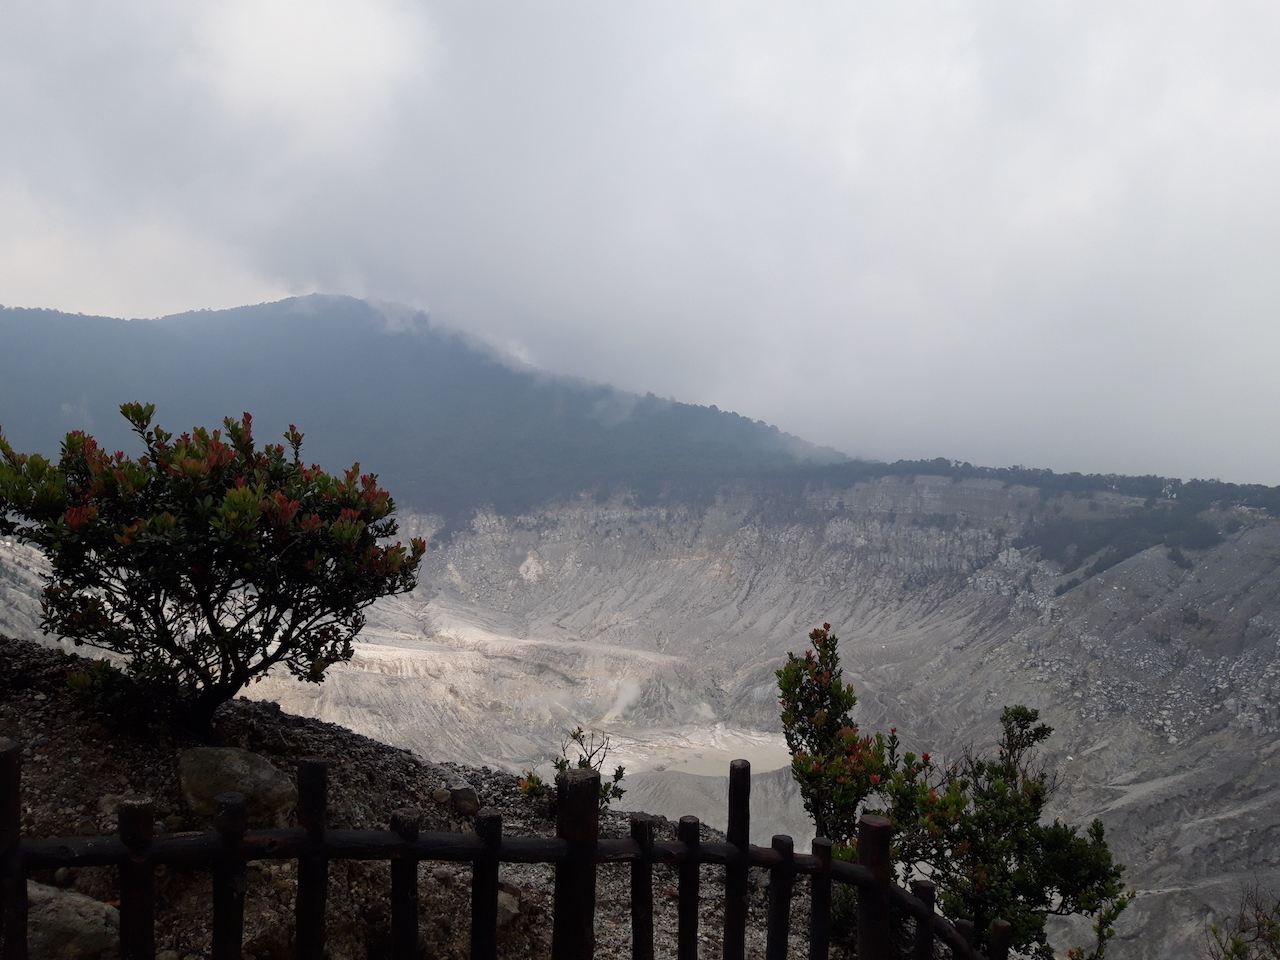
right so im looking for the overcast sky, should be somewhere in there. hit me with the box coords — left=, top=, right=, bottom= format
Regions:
left=3, top=2, right=1279, bottom=483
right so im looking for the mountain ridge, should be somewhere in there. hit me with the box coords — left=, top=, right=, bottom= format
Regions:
left=1, top=295, right=849, bottom=533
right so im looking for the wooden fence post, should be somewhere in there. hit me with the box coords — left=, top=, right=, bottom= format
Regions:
left=471, top=808, right=502, bottom=960
left=807, top=837, right=832, bottom=960
left=857, top=815, right=892, bottom=960
left=117, top=799, right=155, bottom=960
left=765, top=835, right=795, bottom=960
left=987, top=919, right=1012, bottom=960
left=0, top=740, right=25, bottom=960
left=911, top=879, right=936, bottom=960
left=211, top=792, right=247, bottom=960
left=552, top=769, right=599, bottom=960
left=630, top=815, right=655, bottom=960
left=389, top=808, right=420, bottom=960
left=0, top=737, right=1016, bottom=960
left=295, top=758, right=329, bottom=960
left=677, top=816, right=701, bottom=960
left=723, top=760, right=750, bottom=960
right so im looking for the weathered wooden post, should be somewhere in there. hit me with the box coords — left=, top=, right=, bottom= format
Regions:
left=911, top=879, right=936, bottom=960
left=857, top=815, right=892, bottom=960
left=389, top=808, right=420, bottom=960
left=630, top=814, right=656, bottom=960
left=0, top=740, right=25, bottom=960
left=295, top=758, right=329, bottom=960
left=552, top=769, right=599, bottom=960
left=765, top=835, right=795, bottom=960
left=808, top=837, right=832, bottom=960
left=117, top=798, right=155, bottom=960
left=956, top=919, right=977, bottom=949
left=677, top=816, right=701, bottom=960
left=472, top=808, right=502, bottom=960
left=987, top=919, right=1012, bottom=960
left=211, top=792, right=248, bottom=960
left=723, top=759, right=751, bottom=960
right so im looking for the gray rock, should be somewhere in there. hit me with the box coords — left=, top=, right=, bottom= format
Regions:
left=449, top=782, right=479, bottom=817
left=27, top=881, right=119, bottom=959
left=178, top=747, right=297, bottom=821
left=496, top=890, right=520, bottom=927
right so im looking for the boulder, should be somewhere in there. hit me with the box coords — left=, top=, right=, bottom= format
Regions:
left=27, top=881, right=119, bottom=959
left=496, top=890, right=520, bottom=928
left=178, top=747, right=297, bottom=821
left=449, top=782, right=479, bottom=818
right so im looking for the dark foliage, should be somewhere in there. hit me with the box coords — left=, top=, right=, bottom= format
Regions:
left=1016, top=504, right=1223, bottom=576
left=0, top=403, right=425, bottom=733
left=3, top=298, right=1278, bottom=542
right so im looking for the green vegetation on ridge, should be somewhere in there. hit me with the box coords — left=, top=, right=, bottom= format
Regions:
left=2, top=296, right=1277, bottom=562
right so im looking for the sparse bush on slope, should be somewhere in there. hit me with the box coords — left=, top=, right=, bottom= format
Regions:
left=778, top=623, right=1132, bottom=959
left=0, top=403, right=425, bottom=734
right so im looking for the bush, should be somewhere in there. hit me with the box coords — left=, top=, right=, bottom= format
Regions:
left=551, top=726, right=626, bottom=813
left=0, top=403, right=425, bottom=734
left=517, top=770, right=549, bottom=799
left=777, top=623, right=886, bottom=843
left=1207, top=884, right=1280, bottom=959
left=778, top=625, right=1131, bottom=959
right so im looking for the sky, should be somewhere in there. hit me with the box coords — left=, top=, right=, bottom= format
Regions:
left=3, top=2, right=1280, bottom=484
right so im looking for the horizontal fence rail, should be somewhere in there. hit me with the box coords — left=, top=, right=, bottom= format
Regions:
left=0, top=739, right=1009, bottom=960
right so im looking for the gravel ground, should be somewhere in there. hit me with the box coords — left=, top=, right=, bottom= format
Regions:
left=0, top=634, right=821, bottom=959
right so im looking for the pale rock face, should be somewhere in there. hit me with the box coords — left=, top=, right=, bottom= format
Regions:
left=4, top=476, right=1280, bottom=958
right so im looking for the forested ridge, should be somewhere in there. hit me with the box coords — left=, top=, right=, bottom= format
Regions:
left=3, top=296, right=1276, bottom=558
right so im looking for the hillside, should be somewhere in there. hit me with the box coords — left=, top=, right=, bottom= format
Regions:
left=0, top=296, right=845, bottom=534
left=1, top=634, right=810, bottom=960
left=5, top=295, right=1277, bottom=560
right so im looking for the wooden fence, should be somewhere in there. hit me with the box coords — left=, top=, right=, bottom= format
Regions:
left=0, top=740, right=1011, bottom=960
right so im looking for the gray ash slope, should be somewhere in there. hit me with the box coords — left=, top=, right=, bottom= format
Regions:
left=289, top=478, right=1280, bottom=960
left=6, top=475, right=1280, bottom=958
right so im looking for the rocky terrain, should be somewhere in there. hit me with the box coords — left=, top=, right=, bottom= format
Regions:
left=0, top=635, right=818, bottom=960
left=5, top=473, right=1280, bottom=957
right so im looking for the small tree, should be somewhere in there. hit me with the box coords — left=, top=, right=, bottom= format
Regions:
left=0, top=403, right=426, bottom=733
left=778, top=624, right=1131, bottom=959
left=1206, top=885, right=1280, bottom=959
left=776, top=622, right=888, bottom=844
left=553, top=726, right=626, bottom=813
left=879, top=708, right=1130, bottom=958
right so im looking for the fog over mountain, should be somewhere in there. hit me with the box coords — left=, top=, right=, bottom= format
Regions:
left=0, top=296, right=848, bottom=530
left=5, top=3, right=1280, bottom=484
left=4, top=297, right=1280, bottom=957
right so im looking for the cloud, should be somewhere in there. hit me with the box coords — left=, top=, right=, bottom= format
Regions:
left=3, top=1, right=1280, bottom=481
left=0, top=176, right=290, bottom=317
left=182, top=0, right=438, bottom=163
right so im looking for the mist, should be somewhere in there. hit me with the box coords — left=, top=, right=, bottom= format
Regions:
left=3, top=2, right=1279, bottom=482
